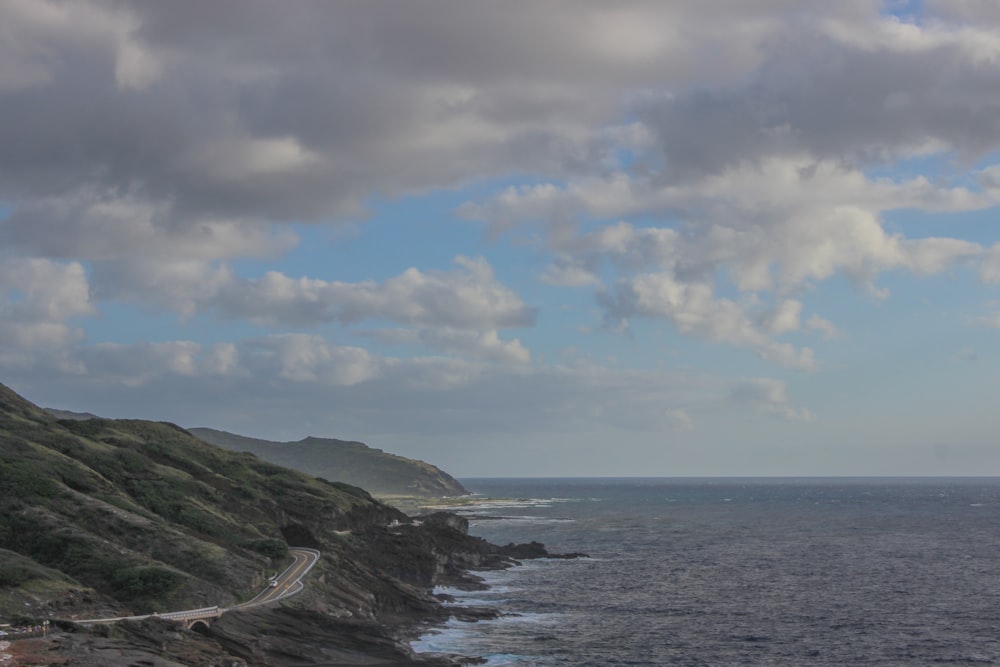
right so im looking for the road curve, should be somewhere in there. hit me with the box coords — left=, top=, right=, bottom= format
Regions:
left=233, top=547, right=321, bottom=608
left=74, top=547, right=321, bottom=625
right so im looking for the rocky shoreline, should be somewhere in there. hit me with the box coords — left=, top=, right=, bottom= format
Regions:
left=0, top=384, right=593, bottom=666
left=4, top=511, right=581, bottom=666
left=0, top=384, right=592, bottom=665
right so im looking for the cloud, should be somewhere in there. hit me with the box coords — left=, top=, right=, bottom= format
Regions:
left=0, top=0, right=784, bottom=241
left=80, top=341, right=205, bottom=386
left=91, top=259, right=235, bottom=318
left=640, top=16, right=1000, bottom=174
left=415, top=329, right=531, bottom=364
left=665, top=408, right=695, bottom=431
left=217, top=256, right=536, bottom=330
left=243, top=335, right=381, bottom=385
left=469, top=160, right=991, bottom=288
left=0, top=188, right=296, bottom=262
left=2, top=0, right=1000, bottom=460
left=0, top=258, right=94, bottom=349
left=89, top=255, right=536, bottom=336
left=730, top=378, right=814, bottom=422
left=926, top=0, right=1000, bottom=25
left=901, top=237, right=983, bottom=275
left=71, top=335, right=379, bottom=388
left=981, top=243, right=1000, bottom=284
left=978, top=314, right=1000, bottom=328
left=472, top=167, right=966, bottom=369
left=361, top=327, right=531, bottom=364
left=0, top=1, right=903, bottom=263
left=805, top=315, right=842, bottom=340
left=0, top=250, right=537, bottom=370
left=3, top=332, right=796, bottom=443
left=541, top=261, right=602, bottom=287
left=759, top=299, right=804, bottom=336
left=458, top=8, right=1000, bottom=294
left=600, top=273, right=818, bottom=371
left=0, top=251, right=536, bottom=367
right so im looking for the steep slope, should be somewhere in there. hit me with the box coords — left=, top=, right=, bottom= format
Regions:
left=0, top=382, right=527, bottom=665
left=191, top=427, right=468, bottom=498
left=0, top=393, right=400, bottom=618
left=0, top=384, right=544, bottom=667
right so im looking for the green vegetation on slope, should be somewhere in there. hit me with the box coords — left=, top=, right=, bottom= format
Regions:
left=0, top=383, right=546, bottom=667
left=190, top=428, right=468, bottom=498
left=0, top=383, right=393, bottom=616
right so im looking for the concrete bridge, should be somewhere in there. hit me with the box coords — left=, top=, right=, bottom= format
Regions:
left=159, top=606, right=225, bottom=631
left=77, top=605, right=225, bottom=631
left=73, top=548, right=321, bottom=630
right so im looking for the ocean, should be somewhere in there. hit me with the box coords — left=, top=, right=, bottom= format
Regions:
left=412, top=477, right=1000, bottom=666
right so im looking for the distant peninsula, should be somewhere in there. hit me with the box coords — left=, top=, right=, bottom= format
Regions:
left=190, top=427, right=469, bottom=500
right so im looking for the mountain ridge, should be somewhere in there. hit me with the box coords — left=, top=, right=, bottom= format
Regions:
left=0, top=381, right=535, bottom=665
left=190, top=427, right=469, bottom=499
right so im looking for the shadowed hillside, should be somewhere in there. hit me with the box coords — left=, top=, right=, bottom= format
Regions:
left=191, top=427, right=468, bottom=499
left=0, top=382, right=530, bottom=665
left=0, top=383, right=401, bottom=618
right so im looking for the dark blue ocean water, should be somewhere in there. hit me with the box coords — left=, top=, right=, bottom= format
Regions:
left=412, top=478, right=1000, bottom=666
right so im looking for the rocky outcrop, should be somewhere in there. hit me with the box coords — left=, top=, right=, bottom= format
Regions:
left=496, top=541, right=589, bottom=560
left=17, top=509, right=560, bottom=666
left=0, top=382, right=568, bottom=665
left=209, top=607, right=454, bottom=667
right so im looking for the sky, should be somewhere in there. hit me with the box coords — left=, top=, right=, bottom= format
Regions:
left=2, top=0, right=1000, bottom=477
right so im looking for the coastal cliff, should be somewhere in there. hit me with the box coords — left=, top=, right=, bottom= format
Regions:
left=190, top=427, right=469, bottom=499
left=0, top=382, right=558, bottom=666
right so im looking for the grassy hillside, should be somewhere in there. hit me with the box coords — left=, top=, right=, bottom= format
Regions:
left=0, top=383, right=538, bottom=666
left=191, top=428, right=468, bottom=498
left=0, top=383, right=401, bottom=618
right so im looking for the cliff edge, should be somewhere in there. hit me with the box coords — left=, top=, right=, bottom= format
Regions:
left=0, top=382, right=543, bottom=665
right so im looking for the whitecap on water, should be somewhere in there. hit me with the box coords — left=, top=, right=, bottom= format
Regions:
left=467, top=515, right=575, bottom=526
left=412, top=614, right=559, bottom=666
left=410, top=621, right=473, bottom=654
left=448, top=497, right=576, bottom=513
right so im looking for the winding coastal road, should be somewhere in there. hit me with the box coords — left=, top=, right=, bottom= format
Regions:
left=232, top=547, right=320, bottom=608
left=75, top=547, right=321, bottom=626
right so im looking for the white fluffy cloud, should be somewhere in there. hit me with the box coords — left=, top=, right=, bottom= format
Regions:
left=91, top=259, right=235, bottom=318
left=243, top=335, right=380, bottom=386
left=3, top=2, right=996, bottom=372
left=362, top=327, right=530, bottom=364
left=5, top=333, right=791, bottom=440
left=217, top=256, right=536, bottom=330
left=472, top=155, right=994, bottom=369
left=461, top=10, right=1000, bottom=367
left=415, top=329, right=531, bottom=365
left=66, top=336, right=380, bottom=388
left=80, top=341, right=206, bottom=386
left=2, top=1, right=1000, bottom=469
left=0, top=0, right=803, bottom=245
left=600, top=273, right=818, bottom=370
left=0, top=259, right=93, bottom=349
left=469, top=160, right=993, bottom=290
left=90, top=255, right=535, bottom=335
left=0, top=1, right=919, bottom=261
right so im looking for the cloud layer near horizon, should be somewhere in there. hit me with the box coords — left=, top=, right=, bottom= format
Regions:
left=2, top=1, right=999, bottom=474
